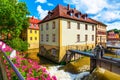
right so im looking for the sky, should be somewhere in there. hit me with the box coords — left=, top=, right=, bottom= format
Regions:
left=19, top=0, right=120, bottom=30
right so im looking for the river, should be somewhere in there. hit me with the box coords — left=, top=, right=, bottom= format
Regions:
left=27, top=42, right=120, bottom=80
left=27, top=49, right=90, bottom=80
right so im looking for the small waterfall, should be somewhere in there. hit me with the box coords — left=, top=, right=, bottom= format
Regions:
left=47, top=65, right=89, bottom=80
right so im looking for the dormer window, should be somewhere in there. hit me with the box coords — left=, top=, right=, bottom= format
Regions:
left=48, top=11, right=53, bottom=18
left=75, top=12, right=81, bottom=18
left=78, top=14, right=80, bottom=18
left=70, top=12, right=73, bottom=16
left=67, top=9, right=74, bottom=16
left=82, top=14, right=88, bottom=20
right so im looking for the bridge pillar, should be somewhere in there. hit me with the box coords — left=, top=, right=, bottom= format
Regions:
left=90, top=57, right=97, bottom=73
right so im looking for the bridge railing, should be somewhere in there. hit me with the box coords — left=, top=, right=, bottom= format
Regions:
left=0, top=51, right=24, bottom=80
left=68, top=49, right=120, bottom=74
left=0, top=41, right=24, bottom=80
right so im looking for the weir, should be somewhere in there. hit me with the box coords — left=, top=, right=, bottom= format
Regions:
left=67, top=50, right=120, bottom=74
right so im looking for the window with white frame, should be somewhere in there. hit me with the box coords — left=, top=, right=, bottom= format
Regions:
left=51, top=48, right=57, bottom=56
left=67, top=21, right=71, bottom=29
left=46, top=23, right=49, bottom=30
left=41, top=34, right=43, bottom=41
left=52, top=21, right=55, bottom=29
left=77, top=34, right=80, bottom=42
left=85, top=35, right=88, bottom=41
left=46, top=34, right=49, bottom=42
left=52, top=34, right=55, bottom=42
left=77, top=23, right=80, bottom=29
left=41, top=24, right=43, bottom=31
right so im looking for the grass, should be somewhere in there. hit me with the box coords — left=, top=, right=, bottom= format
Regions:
left=60, top=57, right=90, bottom=73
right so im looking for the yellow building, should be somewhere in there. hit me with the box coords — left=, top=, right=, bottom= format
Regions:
left=39, top=4, right=106, bottom=63
left=21, top=17, right=41, bottom=49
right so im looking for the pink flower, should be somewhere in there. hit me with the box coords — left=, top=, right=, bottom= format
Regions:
left=41, top=67, right=47, bottom=72
left=27, top=77, right=36, bottom=80
left=22, top=65, right=27, bottom=70
left=7, top=72, right=11, bottom=77
left=4, top=60, right=7, bottom=63
left=52, top=76, right=57, bottom=80
left=28, top=59, right=33, bottom=63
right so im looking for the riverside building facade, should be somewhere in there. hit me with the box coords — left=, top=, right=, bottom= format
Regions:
left=39, top=4, right=106, bottom=63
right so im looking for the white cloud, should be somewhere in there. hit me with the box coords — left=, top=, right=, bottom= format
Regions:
left=35, top=0, right=47, bottom=3
left=37, top=5, right=48, bottom=19
left=47, top=3, right=54, bottom=6
left=64, top=0, right=120, bottom=30
left=93, top=10, right=120, bottom=22
left=107, top=22, right=120, bottom=30
left=64, top=0, right=108, bottom=14
left=26, top=15, right=38, bottom=19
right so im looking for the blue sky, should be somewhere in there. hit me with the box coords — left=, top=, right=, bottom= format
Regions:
left=19, top=0, right=120, bottom=30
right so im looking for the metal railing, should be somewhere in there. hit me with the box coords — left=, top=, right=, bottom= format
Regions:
left=0, top=50, right=24, bottom=80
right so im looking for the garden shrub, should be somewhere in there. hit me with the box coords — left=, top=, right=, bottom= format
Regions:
left=5, top=38, right=28, bottom=51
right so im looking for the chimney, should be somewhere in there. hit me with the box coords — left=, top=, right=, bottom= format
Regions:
left=67, top=4, right=70, bottom=10
left=32, top=16, right=34, bottom=19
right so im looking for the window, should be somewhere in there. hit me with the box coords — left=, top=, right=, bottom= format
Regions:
left=92, top=35, right=94, bottom=41
left=35, top=30, right=37, bottom=34
left=52, top=21, right=55, bottom=29
left=46, top=23, right=49, bottom=30
left=46, top=34, right=49, bottom=42
left=78, top=14, right=80, bottom=18
left=77, top=34, right=80, bottom=42
left=41, top=34, right=43, bottom=41
left=70, top=13, right=73, bottom=16
left=41, top=24, right=43, bottom=31
left=34, top=24, right=36, bottom=27
left=30, top=37, right=32, bottom=40
left=67, top=21, right=71, bottom=29
left=85, top=24, right=88, bottom=30
left=77, top=23, right=80, bottom=29
left=30, top=23, right=32, bottom=27
left=85, top=35, right=88, bottom=41
left=35, top=37, right=37, bottom=40
left=30, top=30, right=32, bottom=33
left=52, top=34, right=55, bottom=42
left=51, top=49, right=57, bottom=56
left=92, top=25, right=94, bottom=31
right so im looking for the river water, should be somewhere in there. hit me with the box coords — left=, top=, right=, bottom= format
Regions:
left=27, top=49, right=90, bottom=80
left=27, top=41, right=120, bottom=80
left=107, top=41, right=120, bottom=55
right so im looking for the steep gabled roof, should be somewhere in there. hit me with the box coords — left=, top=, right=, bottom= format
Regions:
left=40, top=4, right=99, bottom=24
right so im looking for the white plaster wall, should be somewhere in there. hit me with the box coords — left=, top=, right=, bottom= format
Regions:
left=40, top=19, right=59, bottom=46
left=61, top=19, right=96, bottom=46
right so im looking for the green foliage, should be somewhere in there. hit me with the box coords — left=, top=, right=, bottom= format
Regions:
left=0, top=0, right=30, bottom=38
left=107, top=29, right=120, bottom=34
left=6, top=52, right=11, bottom=56
left=5, top=38, right=28, bottom=51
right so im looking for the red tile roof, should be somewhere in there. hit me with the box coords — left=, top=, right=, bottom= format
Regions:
left=29, top=16, right=41, bottom=30
left=89, top=18, right=107, bottom=26
left=29, top=16, right=41, bottom=24
left=40, top=4, right=105, bottom=25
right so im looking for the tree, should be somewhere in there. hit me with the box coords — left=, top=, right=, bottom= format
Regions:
left=0, top=0, right=30, bottom=38
left=0, top=0, right=30, bottom=51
